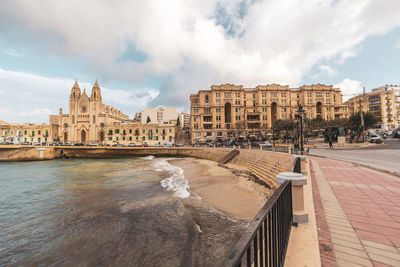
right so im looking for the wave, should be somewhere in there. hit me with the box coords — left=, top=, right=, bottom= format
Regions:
left=154, top=159, right=190, bottom=198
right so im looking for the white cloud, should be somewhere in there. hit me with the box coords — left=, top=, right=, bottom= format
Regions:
left=0, top=0, right=400, bottom=108
left=0, top=68, right=158, bottom=123
left=334, top=78, right=363, bottom=101
left=317, top=65, right=337, bottom=76
left=2, top=48, right=22, bottom=57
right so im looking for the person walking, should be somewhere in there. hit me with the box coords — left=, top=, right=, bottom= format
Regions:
left=328, top=136, right=333, bottom=149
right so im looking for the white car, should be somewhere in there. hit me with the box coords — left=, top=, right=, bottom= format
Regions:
left=260, top=141, right=272, bottom=147
left=369, top=134, right=382, bottom=143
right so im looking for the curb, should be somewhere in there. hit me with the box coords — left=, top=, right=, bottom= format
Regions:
left=309, top=154, right=400, bottom=178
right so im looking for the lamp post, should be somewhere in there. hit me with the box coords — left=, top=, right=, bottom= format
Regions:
left=296, top=105, right=305, bottom=155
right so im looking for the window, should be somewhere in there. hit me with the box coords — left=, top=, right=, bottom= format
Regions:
left=236, top=115, right=241, bottom=120
left=115, top=129, right=120, bottom=134
left=38, top=130, right=41, bottom=135
left=143, top=129, right=145, bottom=134
left=297, top=93, right=300, bottom=98
left=235, top=108, right=240, bottom=113
left=10, top=130, right=14, bottom=135
left=169, top=129, right=172, bottom=133
left=216, top=115, right=221, bottom=121
left=216, top=100, right=220, bottom=105
left=24, top=130, right=27, bottom=135
left=326, top=92, right=330, bottom=97
left=72, top=116, right=75, bottom=124
left=129, top=137, right=132, bottom=141
left=216, top=93, right=221, bottom=98
left=194, top=124, right=198, bottom=129
left=216, top=124, right=221, bottom=129
left=235, top=100, right=240, bottom=105
left=205, top=95, right=209, bottom=102
left=253, top=93, right=256, bottom=98
left=308, top=99, right=312, bottom=105
left=32, top=131, right=35, bottom=137
left=262, top=92, right=266, bottom=98
left=262, top=99, right=267, bottom=105
left=281, top=99, right=286, bottom=105
left=281, top=92, right=286, bottom=97
left=108, top=129, right=113, bottom=135
left=253, top=101, right=256, bottom=107
left=262, top=107, right=267, bottom=112
left=225, top=92, right=231, bottom=98
left=262, top=115, right=267, bottom=120
left=316, top=92, right=322, bottom=97
left=129, top=129, right=132, bottom=134
left=194, top=116, right=199, bottom=122
left=93, top=115, right=96, bottom=123
left=116, top=137, right=119, bottom=141
left=193, top=108, right=199, bottom=114
left=204, top=108, right=211, bottom=114
left=196, top=132, right=201, bottom=136
left=307, top=92, right=312, bottom=97
left=281, top=108, right=287, bottom=112
left=216, top=108, right=221, bottom=113
left=108, top=137, right=112, bottom=140
left=217, top=132, right=223, bottom=136
left=326, top=99, right=331, bottom=104
left=123, top=130, right=126, bottom=135
left=235, top=92, right=240, bottom=97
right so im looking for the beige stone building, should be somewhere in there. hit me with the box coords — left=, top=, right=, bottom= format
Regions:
left=345, top=85, right=400, bottom=130
left=190, top=83, right=347, bottom=143
left=50, top=80, right=175, bottom=145
left=1, top=81, right=176, bottom=146
left=0, top=120, right=53, bottom=144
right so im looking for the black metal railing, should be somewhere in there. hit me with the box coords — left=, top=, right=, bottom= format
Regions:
left=223, top=181, right=293, bottom=267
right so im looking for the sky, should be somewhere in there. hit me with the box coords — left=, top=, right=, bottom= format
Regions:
left=1, top=0, right=400, bottom=123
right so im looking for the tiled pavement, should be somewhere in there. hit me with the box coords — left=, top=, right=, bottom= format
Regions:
left=310, top=157, right=400, bottom=267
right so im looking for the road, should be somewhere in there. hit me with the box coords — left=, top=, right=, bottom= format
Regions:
left=310, top=138, right=400, bottom=175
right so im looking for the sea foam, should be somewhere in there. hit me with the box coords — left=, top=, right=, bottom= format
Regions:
left=154, top=159, right=190, bottom=198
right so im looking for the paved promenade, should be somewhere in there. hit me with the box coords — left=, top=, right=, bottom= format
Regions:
left=310, top=157, right=400, bottom=267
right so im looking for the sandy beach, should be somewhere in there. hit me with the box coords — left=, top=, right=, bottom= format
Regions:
left=170, top=157, right=271, bottom=220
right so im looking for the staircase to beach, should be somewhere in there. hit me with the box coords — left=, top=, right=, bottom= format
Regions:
left=226, top=150, right=292, bottom=189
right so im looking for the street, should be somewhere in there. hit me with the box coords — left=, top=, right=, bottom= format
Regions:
left=310, top=138, right=400, bottom=174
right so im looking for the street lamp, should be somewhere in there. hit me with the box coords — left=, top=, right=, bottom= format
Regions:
left=296, top=105, right=305, bottom=155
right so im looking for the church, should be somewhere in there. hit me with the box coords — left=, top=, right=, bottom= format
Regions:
left=49, top=81, right=176, bottom=145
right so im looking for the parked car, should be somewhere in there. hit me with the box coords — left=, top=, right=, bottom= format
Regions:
left=73, top=143, right=84, bottom=146
left=20, top=142, right=30, bottom=146
left=143, top=143, right=149, bottom=147
left=175, top=143, right=184, bottom=147
left=369, top=134, right=382, bottom=144
left=33, top=142, right=40, bottom=146
left=87, top=143, right=98, bottom=147
left=260, top=141, right=272, bottom=147
left=128, top=143, right=138, bottom=147
left=154, top=143, right=164, bottom=147
left=63, top=142, right=73, bottom=146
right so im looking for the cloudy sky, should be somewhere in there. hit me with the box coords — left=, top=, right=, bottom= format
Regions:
left=1, top=0, right=400, bottom=123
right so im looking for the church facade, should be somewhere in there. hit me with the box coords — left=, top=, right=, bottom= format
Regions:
left=49, top=81, right=175, bottom=145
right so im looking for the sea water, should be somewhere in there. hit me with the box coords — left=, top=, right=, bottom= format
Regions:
left=0, top=157, right=245, bottom=266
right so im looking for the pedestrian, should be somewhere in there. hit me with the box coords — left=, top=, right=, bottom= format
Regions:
left=329, top=136, right=333, bottom=149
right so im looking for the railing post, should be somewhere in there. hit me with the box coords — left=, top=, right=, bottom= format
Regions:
left=294, top=155, right=308, bottom=175
left=276, top=172, right=308, bottom=224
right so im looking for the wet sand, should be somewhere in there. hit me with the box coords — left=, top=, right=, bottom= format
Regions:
left=170, top=158, right=271, bottom=220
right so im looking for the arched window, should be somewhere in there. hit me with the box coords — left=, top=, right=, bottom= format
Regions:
left=94, top=92, right=96, bottom=98
left=205, top=95, right=209, bottom=102
left=93, top=115, right=96, bottom=123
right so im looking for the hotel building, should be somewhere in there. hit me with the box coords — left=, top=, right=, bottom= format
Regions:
left=345, top=85, right=400, bottom=130
left=190, top=83, right=347, bottom=143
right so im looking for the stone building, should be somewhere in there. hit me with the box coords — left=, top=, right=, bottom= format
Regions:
left=0, top=120, right=53, bottom=144
left=50, top=80, right=175, bottom=145
left=190, top=83, right=347, bottom=143
left=135, top=107, right=180, bottom=125
left=345, top=85, right=400, bottom=130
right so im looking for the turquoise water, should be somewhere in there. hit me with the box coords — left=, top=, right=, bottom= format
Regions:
left=0, top=158, right=201, bottom=266
left=0, top=157, right=246, bottom=266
